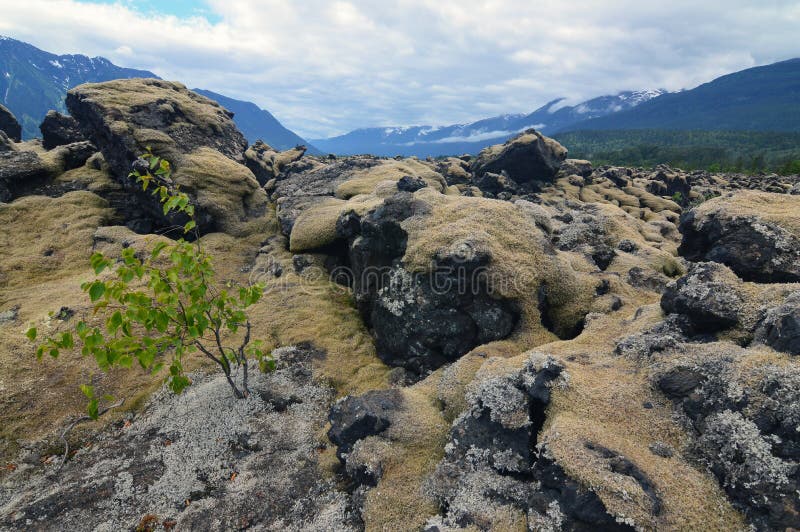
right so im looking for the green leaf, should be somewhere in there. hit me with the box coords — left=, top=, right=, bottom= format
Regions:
left=60, top=332, right=74, bottom=349
left=151, top=241, right=168, bottom=259
left=89, top=281, right=106, bottom=302
left=25, top=327, right=37, bottom=341
left=183, top=220, right=196, bottom=233
left=87, top=398, right=99, bottom=420
left=107, top=311, right=123, bottom=333
left=79, top=384, right=95, bottom=399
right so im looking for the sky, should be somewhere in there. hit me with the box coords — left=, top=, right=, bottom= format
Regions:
left=0, top=0, right=798, bottom=138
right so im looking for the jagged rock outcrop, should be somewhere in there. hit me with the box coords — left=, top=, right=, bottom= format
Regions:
left=679, top=191, right=800, bottom=282
left=66, top=79, right=248, bottom=174
left=427, top=354, right=635, bottom=530
left=244, top=140, right=307, bottom=185
left=661, top=262, right=744, bottom=332
left=340, top=193, right=519, bottom=374
left=0, top=104, right=22, bottom=142
left=648, top=344, right=800, bottom=530
left=753, top=291, right=800, bottom=355
left=39, top=111, right=86, bottom=149
left=65, top=79, right=266, bottom=236
left=471, top=129, right=567, bottom=189
left=0, top=141, right=96, bottom=202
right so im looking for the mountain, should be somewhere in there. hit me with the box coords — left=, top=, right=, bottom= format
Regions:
left=193, top=89, right=321, bottom=155
left=310, top=89, right=666, bottom=157
left=0, top=37, right=318, bottom=152
left=564, top=58, right=800, bottom=132
left=0, top=36, right=158, bottom=139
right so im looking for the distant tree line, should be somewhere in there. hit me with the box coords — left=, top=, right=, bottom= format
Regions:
left=554, top=129, right=800, bottom=175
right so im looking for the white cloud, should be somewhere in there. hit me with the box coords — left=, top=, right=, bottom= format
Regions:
left=0, top=0, right=797, bottom=138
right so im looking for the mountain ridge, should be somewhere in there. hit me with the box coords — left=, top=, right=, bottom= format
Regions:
left=0, top=36, right=318, bottom=153
left=563, top=57, right=800, bottom=132
left=0, top=35, right=158, bottom=138
left=310, top=89, right=667, bottom=157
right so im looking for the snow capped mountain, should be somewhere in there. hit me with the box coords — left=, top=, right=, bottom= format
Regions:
left=311, top=89, right=668, bottom=157
left=0, top=36, right=158, bottom=138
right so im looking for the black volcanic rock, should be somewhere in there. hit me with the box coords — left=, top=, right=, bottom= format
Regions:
left=0, top=104, right=21, bottom=142
left=65, top=79, right=265, bottom=236
left=679, top=191, right=800, bottom=283
left=754, top=291, right=800, bottom=355
left=661, top=262, right=743, bottom=332
left=40, top=111, right=85, bottom=149
left=471, top=129, right=567, bottom=186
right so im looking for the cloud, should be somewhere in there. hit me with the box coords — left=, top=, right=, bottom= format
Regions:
left=0, top=0, right=797, bottom=138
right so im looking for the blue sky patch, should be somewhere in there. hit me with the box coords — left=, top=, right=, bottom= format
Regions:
left=78, top=0, right=221, bottom=24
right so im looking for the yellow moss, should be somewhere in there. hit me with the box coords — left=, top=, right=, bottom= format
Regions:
left=334, top=159, right=447, bottom=199
left=174, top=147, right=270, bottom=237
left=0, top=192, right=151, bottom=464
left=401, top=188, right=596, bottom=341
left=55, top=164, right=121, bottom=194
left=289, top=195, right=383, bottom=252
left=691, top=189, right=800, bottom=237
left=0, top=191, right=114, bottom=291
left=70, top=78, right=233, bottom=137
left=362, top=378, right=449, bottom=531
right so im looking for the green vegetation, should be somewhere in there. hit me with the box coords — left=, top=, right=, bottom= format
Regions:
left=26, top=151, right=273, bottom=418
left=554, top=129, right=800, bottom=174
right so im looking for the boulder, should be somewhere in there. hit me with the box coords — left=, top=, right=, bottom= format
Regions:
left=679, top=191, right=800, bottom=282
left=646, top=166, right=691, bottom=198
left=67, top=79, right=247, bottom=177
left=0, top=141, right=97, bottom=202
left=473, top=171, right=518, bottom=196
left=328, top=389, right=402, bottom=460
left=244, top=141, right=307, bottom=185
left=753, top=291, right=800, bottom=355
left=0, top=151, right=53, bottom=202
left=396, top=175, right=427, bottom=192
left=471, top=129, right=567, bottom=186
left=65, top=79, right=266, bottom=236
left=243, top=140, right=278, bottom=184
left=661, top=262, right=743, bottom=332
left=0, top=104, right=21, bottom=142
left=39, top=111, right=85, bottom=149
left=560, top=158, right=593, bottom=178
left=342, top=194, right=518, bottom=374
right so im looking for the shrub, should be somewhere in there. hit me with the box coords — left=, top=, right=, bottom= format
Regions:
left=27, top=150, right=273, bottom=418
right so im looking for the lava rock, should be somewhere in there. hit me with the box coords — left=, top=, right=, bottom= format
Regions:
left=0, top=104, right=21, bottom=142
left=661, top=262, right=743, bottom=332
left=471, top=129, right=567, bottom=186
left=66, top=79, right=267, bottom=237
left=328, top=389, right=402, bottom=460
left=39, top=111, right=85, bottom=149
left=396, top=175, right=427, bottom=192
left=0, top=150, right=53, bottom=201
left=678, top=192, right=800, bottom=283
left=560, top=158, right=593, bottom=178
left=753, top=291, right=800, bottom=355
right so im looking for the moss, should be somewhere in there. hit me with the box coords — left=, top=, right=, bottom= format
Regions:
left=402, top=188, right=596, bottom=342
left=334, top=159, right=447, bottom=199
left=690, top=190, right=800, bottom=237
left=174, top=147, right=270, bottom=237
left=69, top=79, right=234, bottom=138
left=0, top=192, right=160, bottom=465
left=289, top=196, right=383, bottom=252
left=361, top=378, right=450, bottom=531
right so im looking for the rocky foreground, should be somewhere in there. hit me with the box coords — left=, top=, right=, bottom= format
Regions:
left=0, top=80, right=799, bottom=531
